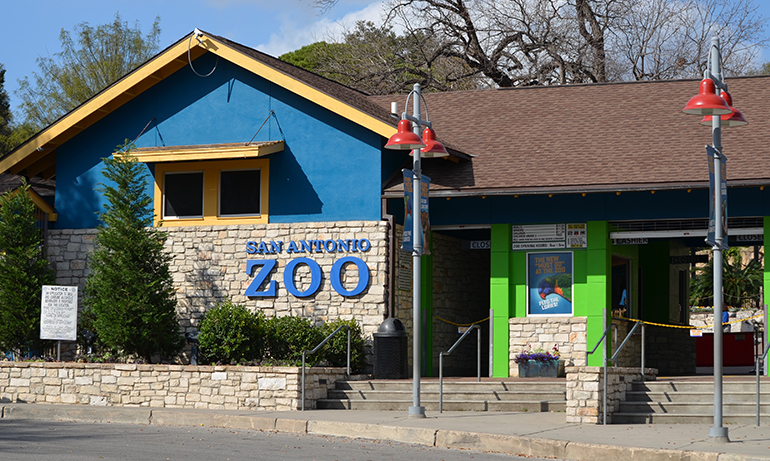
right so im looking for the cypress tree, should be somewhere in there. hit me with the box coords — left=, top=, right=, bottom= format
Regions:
left=84, top=143, right=184, bottom=362
left=0, top=180, right=55, bottom=356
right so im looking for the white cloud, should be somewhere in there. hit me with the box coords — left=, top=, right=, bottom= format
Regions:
left=256, top=1, right=387, bottom=56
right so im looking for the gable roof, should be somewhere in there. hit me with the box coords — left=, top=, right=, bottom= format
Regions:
left=371, top=76, right=770, bottom=197
left=0, top=30, right=404, bottom=180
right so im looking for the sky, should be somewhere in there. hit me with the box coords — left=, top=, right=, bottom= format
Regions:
left=1, top=0, right=387, bottom=115
left=3, top=0, right=770, bottom=118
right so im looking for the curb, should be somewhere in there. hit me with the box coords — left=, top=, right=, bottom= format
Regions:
left=3, top=404, right=769, bottom=461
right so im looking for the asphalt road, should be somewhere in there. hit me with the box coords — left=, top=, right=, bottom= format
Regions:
left=0, top=419, right=560, bottom=460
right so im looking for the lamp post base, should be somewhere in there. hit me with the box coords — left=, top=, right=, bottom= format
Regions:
left=708, top=426, right=729, bottom=443
left=408, top=406, right=426, bottom=418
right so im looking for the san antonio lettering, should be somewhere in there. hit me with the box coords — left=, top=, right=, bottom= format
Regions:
left=245, top=239, right=371, bottom=255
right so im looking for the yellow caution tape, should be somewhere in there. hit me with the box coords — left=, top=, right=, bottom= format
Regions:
left=615, top=312, right=765, bottom=330
left=434, top=316, right=489, bottom=327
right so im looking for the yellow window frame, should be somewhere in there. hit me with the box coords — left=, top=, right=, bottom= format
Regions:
left=153, top=158, right=269, bottom=227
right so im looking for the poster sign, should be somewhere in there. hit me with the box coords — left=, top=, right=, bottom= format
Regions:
left=40, top=286, right=78, bottom=341
left=527, top=252, right=573, bottom=316
left=402, top=169, right=431, bottom=255
left=706, top=145, right=728, bottom=248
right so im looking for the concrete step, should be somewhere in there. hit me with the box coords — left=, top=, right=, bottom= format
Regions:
left=612, top=412, right=770, bottom=425
left=630, top=381, right=765, bottom=393
left=327, top=389, right=566, bottom=401
left=316, top=399, right=566, bottom=412
left=625, top=391, right=770, bottom=403
left=618, top=401, right=770, bottom=414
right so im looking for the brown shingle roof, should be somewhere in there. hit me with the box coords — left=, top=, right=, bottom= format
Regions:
left=371, top=76, right=770, bottom=195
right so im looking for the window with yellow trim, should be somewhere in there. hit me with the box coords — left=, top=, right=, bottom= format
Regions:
left=153, top=158, right=269, bottom=226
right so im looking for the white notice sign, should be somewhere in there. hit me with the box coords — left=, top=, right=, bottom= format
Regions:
left=40, top=285, right=78, bottom=341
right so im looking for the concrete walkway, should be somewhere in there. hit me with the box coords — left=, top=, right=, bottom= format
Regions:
left=2, top=403, right=769, bottom=460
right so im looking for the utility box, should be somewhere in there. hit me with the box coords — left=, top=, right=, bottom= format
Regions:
left=373, top=318, right=408, bottom=379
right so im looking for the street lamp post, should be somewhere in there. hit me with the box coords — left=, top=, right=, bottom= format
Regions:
left=385, top=83, right=448, bottom=418
left=682, top=37, right=747, bottom=443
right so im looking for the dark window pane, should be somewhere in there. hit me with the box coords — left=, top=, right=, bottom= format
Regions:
left=220, top=170, right=261, bottom=216
left=164, top=172, right=203, bottom=218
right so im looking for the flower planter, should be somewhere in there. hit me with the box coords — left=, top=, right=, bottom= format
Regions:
left=517, top=360, right=558, bottom=378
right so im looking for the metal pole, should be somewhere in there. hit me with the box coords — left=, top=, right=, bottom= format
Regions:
left=409, top=83, right=426, bottom=418
left=439, top=352, right=444, bottom=413
left=641, top=322, right=646, bottom=383
left=709, top=36, right=729, bottom=443
left=765, top=304, right=768, bottom=377
left=477, top=325, right=481, bottom=382
left=347, top=328, right=351, bottom=378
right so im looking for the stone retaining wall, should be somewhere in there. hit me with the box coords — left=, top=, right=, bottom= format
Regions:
left=566, top=366, right=657, bottom=424
left=509, top=317, right=587, bottom=377
left=0, top=362, right=346, bottom=411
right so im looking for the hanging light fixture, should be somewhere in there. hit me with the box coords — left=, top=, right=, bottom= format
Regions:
left=682, top=79, right=732, bottom=115
left=700, top=91, right=748, bottom=127
left=385, top=119, right=425, bottom=150
left=419, top=127, right=449, bottom=157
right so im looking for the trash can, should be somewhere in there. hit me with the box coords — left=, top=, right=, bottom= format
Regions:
left=373, top=318, right=408, bottom=379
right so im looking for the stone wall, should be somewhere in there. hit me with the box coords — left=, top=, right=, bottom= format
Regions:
left=509, top=317, right=587, bottom=377
left=0, top=362, right=346, bottom=411
left=566, top=366, right=657, bottom=424
left=46, top=221, right=389, bottom=363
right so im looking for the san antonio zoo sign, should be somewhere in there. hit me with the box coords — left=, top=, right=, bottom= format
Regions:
left=244, top=238, right=372, bottom=298
left=527, top=252, right=573, bottom=316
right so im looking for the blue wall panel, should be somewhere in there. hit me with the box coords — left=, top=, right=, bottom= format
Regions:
left=54, top=55, right=384, bottom=229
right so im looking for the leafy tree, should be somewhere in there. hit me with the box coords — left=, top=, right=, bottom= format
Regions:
left=281, top=21, right=484, bottom=94
left=16, top=13, right=160, bottom=129
left=198, top=299, right=265, bottom=364
left=690, top=247, right=763, bottom=308
left=0, top=180, right=55, bottom=356
left=84, top=143, right=183, bottom=363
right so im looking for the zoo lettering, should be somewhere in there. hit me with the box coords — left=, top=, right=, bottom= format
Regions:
left=244, top=239, right=372, bottom=298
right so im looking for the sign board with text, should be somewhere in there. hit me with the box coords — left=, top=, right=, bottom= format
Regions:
left=40, top=286, right=78, bottom=341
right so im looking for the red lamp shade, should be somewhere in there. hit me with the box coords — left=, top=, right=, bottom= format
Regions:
left=683, top=79, right=732, bottom=115
left=385, top=119, right=425, bottom=150
left=420, top=127, right=449, bottom=158
left=700, top=91, right=748, bottom=127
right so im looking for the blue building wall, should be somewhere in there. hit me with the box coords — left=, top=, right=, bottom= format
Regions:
left=54, top=55, right=386, bottom=229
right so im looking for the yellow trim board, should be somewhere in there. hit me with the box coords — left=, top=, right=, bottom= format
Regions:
left=134, top=141, right=284, bottom=163
left=153, top=158, right=269, bottom=227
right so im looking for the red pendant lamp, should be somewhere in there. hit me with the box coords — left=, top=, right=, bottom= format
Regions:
left=419, top=127, right=449, bottom=158
left=682, top=79, right=732, bottom=115
left=385, top=119, right=425, bottom=150
left=700, top=91, right=748, bottom=127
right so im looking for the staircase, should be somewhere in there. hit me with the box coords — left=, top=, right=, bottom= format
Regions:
left=613, top=378, right=770, bottom=424
left=317, top=378, right=566, bottom=412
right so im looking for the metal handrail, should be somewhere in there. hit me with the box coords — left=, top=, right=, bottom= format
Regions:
left=586, top=323, right=618, bottom=367
left=301, top=325, right=351, bottom=411
left=438, top=324, right=481, bottom=413
left=757, top=340, right=769, bottom=426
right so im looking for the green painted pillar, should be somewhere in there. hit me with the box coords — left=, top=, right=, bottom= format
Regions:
left=585, top=221, right=611, bottom=366
left=490, top=223, right=512, bottom=377
left=762, top=216, right=770, bottom=376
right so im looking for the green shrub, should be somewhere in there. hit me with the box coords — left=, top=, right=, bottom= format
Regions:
left=198, top=299, right=264, bottom=364
left=264, top=316, right=324, bottom=365
left=320, top=318, right=366, bottom=372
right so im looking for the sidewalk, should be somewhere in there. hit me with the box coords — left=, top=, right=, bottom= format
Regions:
left=2, top=403, right=769, bottom=461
